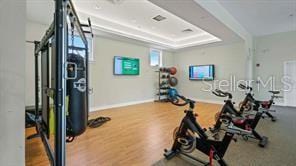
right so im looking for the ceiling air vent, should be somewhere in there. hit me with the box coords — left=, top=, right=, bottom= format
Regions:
left=153, top=15, right=167, bottom=22
left=182, top=29, right=193, bottom=33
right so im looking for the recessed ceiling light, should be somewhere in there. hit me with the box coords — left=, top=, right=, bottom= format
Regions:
left=95, top=4, right=101, bottom=10
left=108, top=0, right=124, bottom=4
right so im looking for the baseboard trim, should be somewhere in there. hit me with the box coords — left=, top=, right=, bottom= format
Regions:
left=90, top=98, right=154, bottom=112
left=274, top=102, right=287, bottom=107
left=188, top=97, right=224, bottom=105
left=189, top=97, right=291, bottom=108
left=92, top=97, right=285, bottom=112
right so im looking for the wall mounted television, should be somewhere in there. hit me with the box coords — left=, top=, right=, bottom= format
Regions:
left=189, top=65, right=215, bottom=80
left=114, top=56, right=140, bottom=75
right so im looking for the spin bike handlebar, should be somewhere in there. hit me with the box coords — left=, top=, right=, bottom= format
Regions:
left=169, top=94, right=195, bottom=109
left=238, top=83, right=253, bottom=91
left=212, top=89, right=233, bottom=99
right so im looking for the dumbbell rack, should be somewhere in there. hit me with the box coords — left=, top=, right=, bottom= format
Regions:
left=155, top=69, right=171, bottom=102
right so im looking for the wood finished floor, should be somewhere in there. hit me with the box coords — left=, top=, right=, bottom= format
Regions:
left=26, top=102, right=221, bottom=166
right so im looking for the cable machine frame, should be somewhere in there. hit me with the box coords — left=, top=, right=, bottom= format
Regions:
left=33, top=0, right=90, bottom=165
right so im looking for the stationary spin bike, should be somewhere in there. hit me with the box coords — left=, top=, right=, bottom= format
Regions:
left=238, top=84, right=281, bottom=122
left=210, top=89, right=268, bottom=147
left=164, top=94, right=237, bottom=166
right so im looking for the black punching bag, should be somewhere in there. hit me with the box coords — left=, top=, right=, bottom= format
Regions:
left=67, top=53, right=87, bottom=136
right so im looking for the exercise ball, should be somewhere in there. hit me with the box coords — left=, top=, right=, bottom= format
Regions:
left=169, top=67, right=177, bottom=75
left=168, top=88, right=178, bottom=98
left=168, top=77, right=178, bottom=87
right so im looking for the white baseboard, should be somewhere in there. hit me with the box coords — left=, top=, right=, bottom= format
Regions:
left=188, top=97, right=224, bottom=105
left=92, top=97, right=279, bottom=112
left=192, top=99, right=288, bottom=107
left=90, top=98, right=154, bottom=112
left=274, top=102, right=287, bottom=107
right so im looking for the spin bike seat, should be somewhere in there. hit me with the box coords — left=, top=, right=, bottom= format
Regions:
left=255, top=100, right=268, bottom=104
left=232, top=117, right=245, bottom=125
left=269, top=90, right=280, bottom=95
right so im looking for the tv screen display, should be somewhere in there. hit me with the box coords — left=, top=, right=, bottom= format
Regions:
left=114, top=56, right=140, bottom=75
left=189, top=65, right=215, bottom=80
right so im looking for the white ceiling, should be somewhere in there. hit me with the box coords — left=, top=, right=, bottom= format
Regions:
left=218, top=0, right=296, bottom=36
left=26, top=0, right=54, bottom=25
left=148, top=0, right=242, bottom=47
left=77, top=0, right=207, bottom=40
left=26, top=0, right=242, bottom=50
left=74, top=0, right=221, bottom=49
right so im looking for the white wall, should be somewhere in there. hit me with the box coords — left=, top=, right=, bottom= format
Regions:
left=173, top=42, right=247, bottom=103
left=253, top=31, right=296, bottom=102
left=89, top=37, right=173, bottom=110
left=0, top=0, right=25, bottom=165
left=25, top=21, right=174, bottom=110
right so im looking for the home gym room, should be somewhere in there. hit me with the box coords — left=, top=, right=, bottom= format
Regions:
left=1, top=0, right=296, bottom=165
